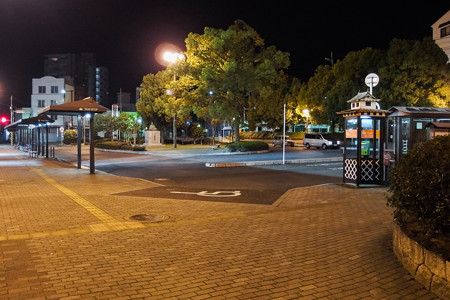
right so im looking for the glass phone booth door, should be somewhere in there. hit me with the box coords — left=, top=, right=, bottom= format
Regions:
left=343, top=116, right=384, bottom=186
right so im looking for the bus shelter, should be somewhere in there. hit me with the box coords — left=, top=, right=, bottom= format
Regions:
left=385, top=106, right=450, bottom=163
left=6, top=115, right=55, bottom=157
left=38, top=97, right=107, bottom=174
left=338, top=92, right=389, bottom=186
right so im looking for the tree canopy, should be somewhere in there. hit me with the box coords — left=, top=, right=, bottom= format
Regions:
left=298, top=37, right=449, bottom=129
left=138, top=21, right=450, bottom=138
left=182, top=20, right=291, bottom=141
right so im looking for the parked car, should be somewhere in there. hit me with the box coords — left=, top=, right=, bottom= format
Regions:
left=272, top=135, right=295, bottom=147
left=303, top=133, right=342, bottom=149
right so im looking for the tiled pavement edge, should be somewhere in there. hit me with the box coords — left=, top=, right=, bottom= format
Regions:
left=0, top=145, right=438, bottom=299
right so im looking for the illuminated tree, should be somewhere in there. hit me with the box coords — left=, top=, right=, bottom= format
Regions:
left=183, top=20, right=290, bottom=141
left=378, top=37, right=449, bottom=107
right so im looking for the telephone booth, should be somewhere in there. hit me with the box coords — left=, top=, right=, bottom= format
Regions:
left=338, top=92, right=389, bottom=186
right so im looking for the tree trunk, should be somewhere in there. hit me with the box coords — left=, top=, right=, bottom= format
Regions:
left=234, top=123, right=240, bottom=143
left=211, top=126, right=216, bottom=145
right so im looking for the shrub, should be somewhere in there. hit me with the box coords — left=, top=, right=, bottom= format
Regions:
left=239, top=131, right=307, bottom=140
left=225, top=141, right=269, bottom=152
left=63, top=129, right=77, bottom=144
left=387, top=135, right=449, bottom=256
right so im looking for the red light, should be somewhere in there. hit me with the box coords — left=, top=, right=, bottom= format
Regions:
left=1, top=116, right=9, bottom=124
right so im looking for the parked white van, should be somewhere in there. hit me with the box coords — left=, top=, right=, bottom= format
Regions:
left=303, top=133, right=341, bottom=149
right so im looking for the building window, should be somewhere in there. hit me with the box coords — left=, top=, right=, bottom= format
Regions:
left=366, top=101, right=371, bottom=107
left=51, top=86, right=58, bottom=93
left=38, top=86, right=46, bottom=93
left=38, top=100, right=45, bottom=107
left=50, top=100, right=57, bottom=106
left=441, top=25, right=450, bottom=38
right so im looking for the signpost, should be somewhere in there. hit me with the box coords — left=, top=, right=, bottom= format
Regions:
left=365, top=73, right=379, bottom=94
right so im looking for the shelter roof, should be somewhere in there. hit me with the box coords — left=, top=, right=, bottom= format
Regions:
left=347, top=91, right=380, bottom=103
left=38, top=97, right=107, bottom=116
left=337, top=108, right=390, bottom=117
left=388, top=106, right=450, bottom=117
left=426, top=122, right=450, bottom=129
left=20, top=114, right=55, bottom=124
left=5, top=115, right=55, bottom=131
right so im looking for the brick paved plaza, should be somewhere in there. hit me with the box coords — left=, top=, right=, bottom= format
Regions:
left=0, top=146, right=438, bottom=299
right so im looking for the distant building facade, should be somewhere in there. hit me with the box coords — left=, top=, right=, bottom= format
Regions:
left=43, top=53, right=97, bottom=100
left=116, top=91, right=136, bottom=112
left=432, top=9, right=450, bottom=63
left=95, top=67, right=110, bottom=107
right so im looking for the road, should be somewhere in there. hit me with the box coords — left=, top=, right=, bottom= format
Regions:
left=56, top=145, right=343, bottom=205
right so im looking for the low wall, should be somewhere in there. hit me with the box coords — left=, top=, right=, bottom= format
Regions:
left=393, top=224, right=449, bottom=299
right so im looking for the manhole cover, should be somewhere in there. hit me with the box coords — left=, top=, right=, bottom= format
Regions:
left=128, top=214, right=167, bottom=222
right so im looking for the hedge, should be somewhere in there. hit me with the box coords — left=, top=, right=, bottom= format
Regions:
left=225, top=141, right=269, bottom=152
left=95, top=141, right=146, bottom=151
left=387, top=135, right=449, bottom=258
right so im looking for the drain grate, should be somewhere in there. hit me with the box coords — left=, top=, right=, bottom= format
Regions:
left=128, top=214, right=167, bottom=223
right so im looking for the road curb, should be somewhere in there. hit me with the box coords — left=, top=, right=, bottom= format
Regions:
left=205, top=157, right=343, bottom=167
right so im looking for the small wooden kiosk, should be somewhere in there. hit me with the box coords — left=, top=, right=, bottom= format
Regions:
left=338, top=92, right=389, bottom=186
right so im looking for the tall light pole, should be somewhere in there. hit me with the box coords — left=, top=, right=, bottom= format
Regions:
left=283, top=103, right=286, bottom=164
left=163, top=51, right=184, bottom=148
left=303, top=109, right=310, bottom=132
left=325, top=52, right=334, bottom=66
left=10, top=95, right=13, bottom=124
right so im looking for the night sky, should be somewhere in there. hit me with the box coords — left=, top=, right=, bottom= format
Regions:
left=0, top=0, right=448, bottom=114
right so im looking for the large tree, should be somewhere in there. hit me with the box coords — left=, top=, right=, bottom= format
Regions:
left=137, top=68, right=192, bottom=142
left=94, top=113, right=120, bottom=141
left=137, top=71, right=171, bottom=132
left=298, top=37, right=449, bottom=130
left=182, top=20, right=290, bottom=141
left=378, top=37, right=449, bottom=107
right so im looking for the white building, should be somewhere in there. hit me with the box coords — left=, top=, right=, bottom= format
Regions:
left=30, top=76, right=73, bottom=143
left=31, top=76, right=65, bottom=124
left=432, top=9, right=450, bottom=63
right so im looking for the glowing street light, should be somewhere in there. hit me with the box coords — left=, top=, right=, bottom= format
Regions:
left=163, top=51, right=185, bottom=64
left=163, top=51, right=184, bottom=148
left=303, top=109, right=310, bottom=132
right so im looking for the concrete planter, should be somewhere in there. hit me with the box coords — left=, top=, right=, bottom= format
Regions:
left=393, top=224, right=449, bottom=299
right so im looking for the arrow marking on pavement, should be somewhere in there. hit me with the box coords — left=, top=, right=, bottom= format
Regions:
left=170, top=190, right=241, bottom=197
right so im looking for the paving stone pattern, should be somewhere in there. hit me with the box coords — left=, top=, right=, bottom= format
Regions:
left=0, top=146, right=439, bottom=299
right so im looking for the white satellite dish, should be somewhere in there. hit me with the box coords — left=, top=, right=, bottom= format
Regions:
left=365, top=73, right=379, bottom=94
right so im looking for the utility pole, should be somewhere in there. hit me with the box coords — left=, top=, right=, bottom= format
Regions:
left=325, top=52, right=334, bottom=66
left=10, top=95, right=13, bottom=124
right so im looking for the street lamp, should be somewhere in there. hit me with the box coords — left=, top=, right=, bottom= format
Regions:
left=163, top=51, right=184, bottom=148
left=303, top=109, right=310, bottom=132
left=163, top=52, right=185, bottom=64
left=83, top=113, right=91, bottom=144
left=61, top=88, right=74, bottom=102
left=325, top=52, right=334, bottom=66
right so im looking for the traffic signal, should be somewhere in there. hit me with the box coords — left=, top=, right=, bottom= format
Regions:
left=0, top=115, right=9, bottom=125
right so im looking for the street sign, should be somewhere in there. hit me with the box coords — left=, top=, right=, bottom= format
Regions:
left=365, top=73, right=379, bottom=94
left=365, top=73, right=379, bottom=87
